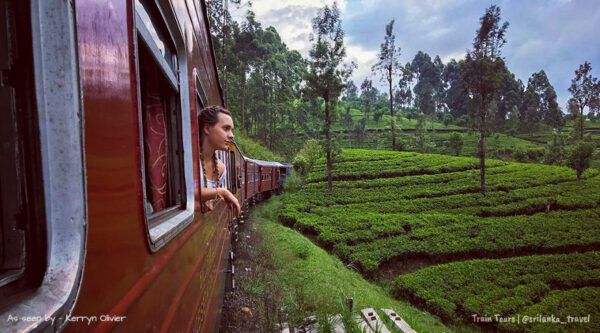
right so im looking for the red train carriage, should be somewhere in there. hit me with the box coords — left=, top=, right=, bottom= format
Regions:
left=0, top=0, right=287, bottom=332
left=247, top=159, right=285, bottom=200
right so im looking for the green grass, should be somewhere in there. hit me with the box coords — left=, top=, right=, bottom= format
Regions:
left=234, top=131, right=283, bottom=161
left=249, top=196, right=460, bottom=332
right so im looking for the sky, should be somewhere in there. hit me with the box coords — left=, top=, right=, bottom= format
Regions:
left=230, top=0, right=600, bottom=110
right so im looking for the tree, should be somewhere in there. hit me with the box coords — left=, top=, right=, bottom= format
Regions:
left=372, top=20, right=402, bottom=150
left=343, top=80, right=358, bottom=101
left=442, top=113, right=453, bottom=127
left=447, top=132, right=464, bottom=156
left=354, top=117, right=367, bottom=144
left=544, top=129, right=566, bottom=165
left=462, top=5, right=509, bottom=196
left=496, top=68, right=524, bottom=132
left=396, top=67, right=413, bottom=117
left=566, top=141, right=595, bottom=181
left=443, top=59, right=470, bottom=119
left=410, top=51, right=438, bottom=127
left=525, top=70, right=563, bottom=129
left=413, top=114, right=428, bottom=152
left=360, top=79, right=377, bottom=120
left=307, top=2, right=354, bottom=192
left=569, top=61, right=600, bottom=140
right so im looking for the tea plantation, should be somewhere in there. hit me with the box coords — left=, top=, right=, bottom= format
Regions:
left=279, top=149, right=600, bottom=331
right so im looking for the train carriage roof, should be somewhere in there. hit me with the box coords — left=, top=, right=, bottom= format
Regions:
left=245, top=158, right=285, bottom=168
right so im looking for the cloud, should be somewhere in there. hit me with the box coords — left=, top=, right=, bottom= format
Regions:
left=346, top=44, right=378, bottom=85
left=231, top=0, right=345, bottom=56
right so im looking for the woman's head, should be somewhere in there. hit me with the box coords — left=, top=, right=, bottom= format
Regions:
left=199, top=105, right=234, bottom=151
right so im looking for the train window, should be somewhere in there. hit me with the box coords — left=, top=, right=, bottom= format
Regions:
left=1, top=0, right=86, bottom=330
left=228, top=151, right=236, bottom=194
left=139, top=45, right=184, bottom=216
left=135, top=0, right=194, bottom=250
left=195, top=70, right=208, bottom=109
left=0, top=0, right=43, bottom=293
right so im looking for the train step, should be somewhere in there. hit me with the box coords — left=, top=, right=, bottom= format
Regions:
left=382, top=309, right=417, bottom=333
left=361, top=308, right=390, bottom=333
left=279, top=307, right=417, bottom=333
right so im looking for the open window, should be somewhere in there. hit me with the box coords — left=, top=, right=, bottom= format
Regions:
left=0, top=0, right=46, bottom=298
left=0, top=0, right=86, bottom=330
left=135, top=0, right=194, bottom=251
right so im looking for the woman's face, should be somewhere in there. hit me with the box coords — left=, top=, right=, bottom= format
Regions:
left=205, top=113, right=234, bottom=150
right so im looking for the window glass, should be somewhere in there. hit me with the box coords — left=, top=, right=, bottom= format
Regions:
left=135, top=0, right=177, bottom=74
left=137, top=0, right=185, bottom=220
left=228, top=151, right=236, bottom=194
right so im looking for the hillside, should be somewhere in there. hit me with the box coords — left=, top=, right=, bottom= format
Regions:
left=234, top=132, right=283, bottom=161
left=279, top=149, right=600, bottom=331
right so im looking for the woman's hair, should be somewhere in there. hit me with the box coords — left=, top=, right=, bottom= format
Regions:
left=198, top=105, right=232, bottom=139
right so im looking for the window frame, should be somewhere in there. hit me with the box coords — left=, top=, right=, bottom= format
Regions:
left=0, top=0, right=86, bottom=330
left=133, top=0, right=194, bottom=252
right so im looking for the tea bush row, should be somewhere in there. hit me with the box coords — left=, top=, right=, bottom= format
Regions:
left=393, top=252, right=600, bottom=326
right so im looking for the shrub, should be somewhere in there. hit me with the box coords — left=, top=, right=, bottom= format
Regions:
left=426, top=297, right=456, bottom=320
left=566, top=140, right=596, bottom=181
left=512, top=147, right=527, bottom=162
left=283, top=172, right=303, bottom=192
left=526, top=148, right=545, bottom=162
left=544, top=129, right=566, bottom=165
left=292, top=155, right=309, bottom=176
left=447, top=132, right=463, bottom=156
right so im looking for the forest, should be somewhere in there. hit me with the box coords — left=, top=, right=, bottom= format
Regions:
left=206, top=1, right=600, bottom=176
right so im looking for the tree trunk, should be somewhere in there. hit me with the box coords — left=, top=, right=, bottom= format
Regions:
left=241, top=74, right=246, bottom=133
left=389, top=68, right=395, bottom=151
left=479, top=107, right=486, bottom=196
left=580, top=106, right=584, bottom=140
left=325, top=96, right=333, bottom=193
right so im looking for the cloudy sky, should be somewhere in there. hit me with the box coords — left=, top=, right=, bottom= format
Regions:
left=231, top=0, right=600, bottom=109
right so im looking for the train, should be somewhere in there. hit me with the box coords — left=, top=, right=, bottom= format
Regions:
left=0, top=0, right=291, bottom=331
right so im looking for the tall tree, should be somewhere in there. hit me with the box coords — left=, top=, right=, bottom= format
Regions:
left=568, top=61, right=600, bottom=140
left=307, top=2, right=354, bottom=192
left=410, top=51, right=440, bottom=130
left=372, top=20, right=402, bottom=150
left=496, top=67, right=524, bottom=132
left=344, top=80, right=358, bottom=101
left=397, top=67, right=413, bottom=112
left=433, top=55, right=446, bottom=116
left=462, top=5, right=509, bottom=195
left=443, top=59, right=470, bottom=119
left=360, top=79, right=377, bottom=120
left=526, top=70, right=562, bottom=129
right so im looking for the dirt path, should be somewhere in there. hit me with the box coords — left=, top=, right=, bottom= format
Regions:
left=219, top=211, right=282, bottom=333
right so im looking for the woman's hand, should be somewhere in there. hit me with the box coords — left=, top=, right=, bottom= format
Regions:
left=217, top=188, right=241, bottom=217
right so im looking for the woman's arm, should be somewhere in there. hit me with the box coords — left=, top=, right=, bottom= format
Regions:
left=200, top=160, right=240, bottom=217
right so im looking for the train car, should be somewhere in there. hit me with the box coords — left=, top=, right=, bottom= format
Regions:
left=278, top=162, right=294, bottom=190
left=248, top=159, right=284, bottom=200
left=0, top=0, right=286, bottom=332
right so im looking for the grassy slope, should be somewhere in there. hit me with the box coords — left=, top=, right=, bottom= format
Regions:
left=235, top=131, right=283, bottom=161
left=250, top=197, right=463, bottom=333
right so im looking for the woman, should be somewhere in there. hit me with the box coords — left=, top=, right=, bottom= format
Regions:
left=198, top=105, right=241, bottom=217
